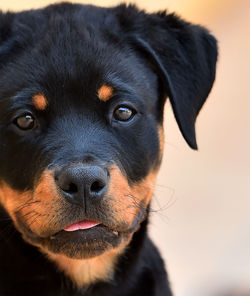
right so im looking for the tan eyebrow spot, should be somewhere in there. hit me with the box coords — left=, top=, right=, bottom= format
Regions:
left=32, top=94, right=48, bottom=110
left=97, top=85, right=114, bottom=102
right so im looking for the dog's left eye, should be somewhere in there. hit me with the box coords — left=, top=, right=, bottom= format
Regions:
left=14, top=114, right=36, bottom=130
left=113, top=106, right=135, bottom=122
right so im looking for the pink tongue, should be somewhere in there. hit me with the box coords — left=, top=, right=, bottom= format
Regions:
left=64, top=220, right=100, bottom=232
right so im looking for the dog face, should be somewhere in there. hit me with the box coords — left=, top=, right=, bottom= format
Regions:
left=0, top=3, right=217, bottom=260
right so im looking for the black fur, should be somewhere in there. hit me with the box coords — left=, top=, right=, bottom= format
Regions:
left=0, top=3, right=217, bottom=296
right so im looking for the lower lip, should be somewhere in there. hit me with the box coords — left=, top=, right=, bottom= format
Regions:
left=64, top=220, right=100, bottom=232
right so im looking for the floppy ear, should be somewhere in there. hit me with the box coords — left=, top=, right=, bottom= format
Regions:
left=115, top=5, right=218, bottom=149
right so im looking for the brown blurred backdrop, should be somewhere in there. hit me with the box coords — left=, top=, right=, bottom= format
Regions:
left=1, top=0, right=250, bottom=295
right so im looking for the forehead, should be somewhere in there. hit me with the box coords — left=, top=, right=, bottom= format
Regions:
left=0, top=5, right=158, bottom=109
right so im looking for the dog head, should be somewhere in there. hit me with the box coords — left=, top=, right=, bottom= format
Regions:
left=0, top=3, right=217, bottom=260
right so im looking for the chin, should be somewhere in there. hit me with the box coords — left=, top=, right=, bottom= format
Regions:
left=43, top=225, right=123, bottom=259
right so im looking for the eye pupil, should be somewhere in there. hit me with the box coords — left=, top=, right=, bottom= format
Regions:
left=15, top=114, right=35, bottom=130
left=114, top=107, right=133, bottom=121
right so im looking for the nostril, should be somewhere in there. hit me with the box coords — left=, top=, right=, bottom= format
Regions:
left=55, top=165, right=109, bottom=205
left=62, top=182, right=78, bottom=194
left=90, top=180, right=105, bottom=193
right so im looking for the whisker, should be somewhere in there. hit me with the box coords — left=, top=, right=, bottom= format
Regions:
left=22, top=210, right=37, bottom=218
left=28, top=213, right=43, bottom=227
left=15, top=200, right=41, bottom=213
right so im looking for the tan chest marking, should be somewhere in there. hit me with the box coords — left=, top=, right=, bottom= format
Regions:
left=32, top=94, right=48, bottom=110
left=97, top=85, right=114, bottom=102
left=47, top=247, right=123, bottom=288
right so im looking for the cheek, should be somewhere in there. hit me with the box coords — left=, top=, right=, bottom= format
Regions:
left=0, top=182, right=31, bottom=217
left=0, top=170, right=63, bottom=236
left=0, top=182, right=33, bottom=232
left=25, top=171, right=63, bottom=234
left=104, top=166, right=157, bottom=230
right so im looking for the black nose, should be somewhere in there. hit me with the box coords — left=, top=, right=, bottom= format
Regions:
left=55, top=165, right=109, bottom=206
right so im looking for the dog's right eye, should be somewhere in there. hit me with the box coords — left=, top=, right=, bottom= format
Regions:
left=14, top=113, right=36, bottom=130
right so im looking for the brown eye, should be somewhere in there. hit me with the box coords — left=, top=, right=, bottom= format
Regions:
left=113, top=106, right=134, bottom=122
left=15, top=114, right=35, bottom=130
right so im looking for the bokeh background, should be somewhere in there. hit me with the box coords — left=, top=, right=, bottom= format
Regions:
left=1, top=0, right=250, bottom=295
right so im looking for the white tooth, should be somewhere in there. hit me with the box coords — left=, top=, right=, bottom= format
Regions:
left=112, top=231, right=118, bottom=236
left=50, top=236, right=56, bottom=240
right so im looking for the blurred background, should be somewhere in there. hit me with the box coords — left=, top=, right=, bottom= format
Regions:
left=1, top=0, right=250, bottom=295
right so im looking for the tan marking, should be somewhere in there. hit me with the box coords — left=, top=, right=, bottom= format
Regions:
left=97, top=85, right=114, bottom=102
left=158, top=125, right=165, bottom=161
left=32, top=93, right=48, bottom=110
left=0, top=171, right=62, bottom=237
left=26, top=170, right=61, bottom=236
left=47, top=246, right=124, bottom=288
left=106, top=166, right=157, bottom=230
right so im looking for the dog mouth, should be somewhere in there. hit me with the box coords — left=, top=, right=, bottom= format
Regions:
left=15, top=214, right=126, bottom=259
left=48, top=219, right=120, bottom=242
left=42, top=219, right=123, bottom=259
left=48, top=218, right=120, bottom=238
left=15, top=208, right=145, bottom=259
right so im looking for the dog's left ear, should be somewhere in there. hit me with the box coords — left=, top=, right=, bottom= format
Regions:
left=114, top=5, right=218, bottom=149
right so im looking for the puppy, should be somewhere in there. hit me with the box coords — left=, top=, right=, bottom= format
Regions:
left=0, top=3, right=217, bottom=296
